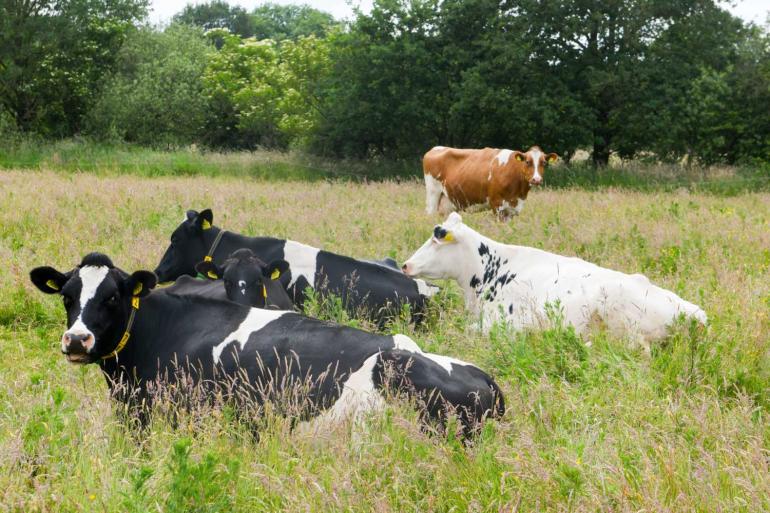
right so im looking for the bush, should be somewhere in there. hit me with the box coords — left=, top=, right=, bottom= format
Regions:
left=87, top=25, right=212, bottom=147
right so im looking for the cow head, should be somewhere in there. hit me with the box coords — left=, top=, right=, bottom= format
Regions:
left=402, top=213, right=470, bottom=281
left=30, top=253, right=157, bottom=364
left=513, top=146, right=558, bottom=186
left=195, top=249, right=293, bottom=310
left=154, top=209, right=215, bottom=283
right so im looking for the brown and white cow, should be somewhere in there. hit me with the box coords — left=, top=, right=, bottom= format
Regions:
left=423, top=146, right=558, bottom=220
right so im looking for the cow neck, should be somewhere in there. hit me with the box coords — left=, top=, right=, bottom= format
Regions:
left=101, top=295, right=141, bottom=361
left=204, top=228, right=227, bottom=263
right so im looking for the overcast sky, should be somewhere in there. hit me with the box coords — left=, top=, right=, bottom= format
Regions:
left=148, top=0, right=769, bottom=26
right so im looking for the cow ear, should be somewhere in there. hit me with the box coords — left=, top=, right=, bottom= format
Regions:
left=264, top=260, right=291, bottom=286
left=124, top=271, right=157, bottom=298
left=195, top=260, right=222, bottom=280
left=30, top=266, right=68, bottom=294
left=513, top=151, right=526, bottom=162
left=192, top=209, right=214, bottom=231
left=546, top=153, right=558, bottom=164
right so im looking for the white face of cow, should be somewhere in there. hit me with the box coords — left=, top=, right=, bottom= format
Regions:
left=402, top=213, right=471, bottom=281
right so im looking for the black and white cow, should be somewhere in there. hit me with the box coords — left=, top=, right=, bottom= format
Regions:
left=191, top=249, right=295, bottom=310
left=403, top=213, right=707, bottom=347
left=30, top=253, right=504, bottom=439
left=154, top=209, right=438, bottom=326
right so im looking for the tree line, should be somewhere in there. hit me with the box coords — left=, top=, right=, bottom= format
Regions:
left=1, top=0, right=768, bottom=166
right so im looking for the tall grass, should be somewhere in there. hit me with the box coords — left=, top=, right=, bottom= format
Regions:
left=1, top=137, right=768, bottom=192
left=1, top=170, right=769, bottom=511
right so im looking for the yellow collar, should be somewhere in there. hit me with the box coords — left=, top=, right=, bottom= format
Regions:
left=102, top=296, right=140, bottom=360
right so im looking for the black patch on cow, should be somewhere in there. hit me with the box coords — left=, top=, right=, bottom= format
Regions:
left=508, top=304, right=513, bottom=314
left=472, top=244, right=516, bottom=302
left=81, top=253, right=114, bottom=268
left=434, top=226, right=448, bottom=240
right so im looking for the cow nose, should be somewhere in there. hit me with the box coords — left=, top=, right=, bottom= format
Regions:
left=402, top=263, right=412, bottom=275
left=529, top=177, right=542, bottom=186
left=63, top=332, right=94, bottom=353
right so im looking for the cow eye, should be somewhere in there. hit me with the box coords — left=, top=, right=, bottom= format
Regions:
left=106, top=293, right=119, bottom=305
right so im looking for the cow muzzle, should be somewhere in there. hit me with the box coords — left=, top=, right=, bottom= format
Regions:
left=62, top=332, right=95, bottom=363
left=529, top=177, right=542, bottom=186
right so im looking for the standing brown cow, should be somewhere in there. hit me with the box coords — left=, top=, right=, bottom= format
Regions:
left=423, top=146, right=558, bottom=220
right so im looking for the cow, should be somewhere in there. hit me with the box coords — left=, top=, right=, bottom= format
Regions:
left=30, top=253, right=504, bottom=439
left=423, top=145, right=558, bottom=220
left=154, top=209, right=438, bottom=326
left=193, top=249, right=295, bottom=310
left=402, top=213, right=707, bottom=349
left=157, top=250, right=295, bottom=310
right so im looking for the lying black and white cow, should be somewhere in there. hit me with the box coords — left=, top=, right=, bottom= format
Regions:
left=30, top=253, right=504, bottom=438
left=403, top=213, right=707, bottom=346
left=164, top=249, right=295, bottom=310
left=154, top=209, right=438, bottom=326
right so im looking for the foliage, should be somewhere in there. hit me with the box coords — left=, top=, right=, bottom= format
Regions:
left=202, top=30, right=332, bottom=149
left=0, top=0, right=147, bottom=135
left=173, top=0, right=254, bottom=38
left=86, top=25, right=212, bottom=147
left=252, top=2, right=338, bottom=40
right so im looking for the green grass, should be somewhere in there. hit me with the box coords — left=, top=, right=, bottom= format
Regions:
left=1, top=137, right=768, bottom=192
left=1, top=169, right=769, bottom=511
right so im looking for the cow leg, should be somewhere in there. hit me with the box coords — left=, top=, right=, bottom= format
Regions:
left=437, top=194, right=456, bottom=215
left=424, top=174, right=444, bottom=214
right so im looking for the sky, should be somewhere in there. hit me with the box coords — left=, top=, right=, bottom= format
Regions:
left=148, top=0, right=769, bottom=26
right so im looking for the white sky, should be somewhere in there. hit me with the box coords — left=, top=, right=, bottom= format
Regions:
left=148, top=0, right=769, bottom=26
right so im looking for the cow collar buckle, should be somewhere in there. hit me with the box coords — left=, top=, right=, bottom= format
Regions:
left=102, top=296, right=140, bottom=360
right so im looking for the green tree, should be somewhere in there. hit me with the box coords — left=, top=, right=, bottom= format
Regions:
left=173, top=0, right=254, bottom=38
left=252, top=3, right=337, bottom=40
left=0, top=0, right=147, bottom=135
left=507, top=0, right=743, bottom=166
left=87, top=25, right=212, bottom=147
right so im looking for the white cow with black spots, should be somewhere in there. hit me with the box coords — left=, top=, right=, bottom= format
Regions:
left=402, top=213, right=707, bottom=348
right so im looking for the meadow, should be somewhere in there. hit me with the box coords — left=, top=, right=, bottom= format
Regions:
left=1, top=166, right=769, bottom=512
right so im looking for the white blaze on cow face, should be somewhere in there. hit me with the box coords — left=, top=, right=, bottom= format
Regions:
left=529, top=148, right=543, bottom=185
left=238, top=279, right=247, bottom=295
left=282, top=240, right=320, bottom=288
left=62, top=265, right=110, bottom=353
left=403, top=212, right=471, bottom=281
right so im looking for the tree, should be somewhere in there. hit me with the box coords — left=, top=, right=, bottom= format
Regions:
left=0, top=0, right=147, bottom=135
left=513, top=0, right=742, bottom=166
left=87, top=25, right=212, bottom=147
left=252, top=3, right=337, bottom=40
left=173, top=0, right=254, bottom=38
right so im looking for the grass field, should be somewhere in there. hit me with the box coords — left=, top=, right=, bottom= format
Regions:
left=1, top=168, right=769, bottom=512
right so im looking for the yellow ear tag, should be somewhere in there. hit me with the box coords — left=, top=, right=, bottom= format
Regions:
left=201, top=219, right=212, bottom=230
left=262, top=285, right=267, bottom=298
left=207, top=271, right=218, bottom=279
left=131, top=297, right=140, bottom=309
left=46, top=279, right=60, bottom=291
left=443, top=232, right=455, bottom=242
left=548, top=155, right=558, bottom=163
left=270, top=269, right=280, bottom=280
left=515, top=154, right=526, bottom=162
left=133, top=283, right=142, bottom=296
left=203, top=255, right=213, bottom=262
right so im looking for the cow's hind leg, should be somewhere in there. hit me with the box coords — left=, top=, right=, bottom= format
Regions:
left=424, top=174, right=444, bottom=214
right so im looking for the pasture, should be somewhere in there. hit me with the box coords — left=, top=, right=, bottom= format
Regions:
left=1, top=168, right=769, bottom=512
